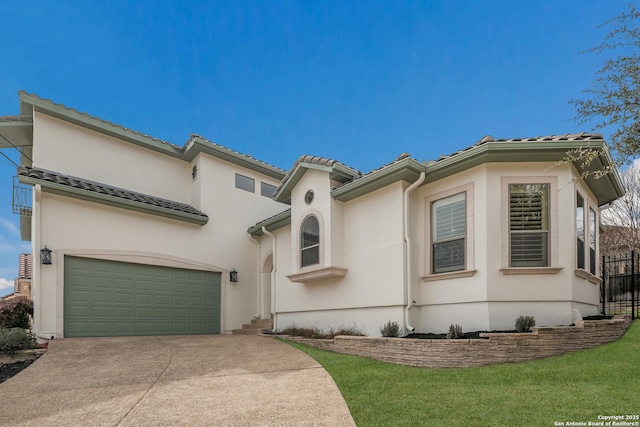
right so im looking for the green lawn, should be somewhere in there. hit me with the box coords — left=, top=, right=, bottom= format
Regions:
left=285, top=321, right=640, bottom=427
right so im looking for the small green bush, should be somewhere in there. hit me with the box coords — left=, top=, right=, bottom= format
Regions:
left=328, top=324, right=366, bottom=337
left=515, top=315, right=536, bottom=332
left=0, top=296, right=33, bottom=329
left=279, top=323, right=365, bottom=339
left=380, top=321, right=400, bottom=337
left=0, top=328, right=35, bottom=354
left=446, top=324, right=463, bottom=339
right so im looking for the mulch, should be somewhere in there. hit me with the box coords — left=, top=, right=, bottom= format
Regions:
left=0, top=360, right=35, bottom=384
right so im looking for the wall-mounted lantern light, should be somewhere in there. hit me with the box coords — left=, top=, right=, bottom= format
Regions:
left=40, top=246, right=52, bottom=265
left=230, top=268, right=238, bottom=283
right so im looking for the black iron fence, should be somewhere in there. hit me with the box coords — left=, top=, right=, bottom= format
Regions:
left=601, top=252, right=639, bottom=319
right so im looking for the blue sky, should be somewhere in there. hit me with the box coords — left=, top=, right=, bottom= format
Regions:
left=0, top=0, right=633, bottom=295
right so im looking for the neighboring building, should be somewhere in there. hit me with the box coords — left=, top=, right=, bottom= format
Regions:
left=0, top=91, right=625, bottom=340
left=600, top=225, right=640, bottom=256
left=12, top=253, right=32, bottom=299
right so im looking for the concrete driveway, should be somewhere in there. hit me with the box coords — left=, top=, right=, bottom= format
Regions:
left=0, top=335, right=355, bottom=427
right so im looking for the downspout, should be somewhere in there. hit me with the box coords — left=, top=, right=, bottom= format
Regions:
left=247, top=234, right=261, bottom=319
left=403, top=172, right=425, bottom=334
left=261, top=227, right=277, bottom=332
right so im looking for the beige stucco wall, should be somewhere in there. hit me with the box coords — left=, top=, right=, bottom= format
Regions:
left=413, top=162, right=600, bottom=333
left=32, top=113, right=190, bottom=202
left=30, top=112, right=287, bottom=338
left=264, top=160, right=603, bottom=336
left=263, top=174, right=407, bottom=337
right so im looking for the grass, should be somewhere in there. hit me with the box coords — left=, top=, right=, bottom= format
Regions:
left=285, top=321, right=640, bottom=427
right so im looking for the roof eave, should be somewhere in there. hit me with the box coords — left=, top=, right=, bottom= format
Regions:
left=19, top=92, right=185, bottom=160
left=248, top=209, right=292, bottom=236
left=18, top=176, right=209, bottom=226
left=185, top=136, right=286, bottom=180
left=0, top=117, right=33, bottom=148
left=427, top=139, right=625, bottom=205
left=331, top=157, right=425, bottom=202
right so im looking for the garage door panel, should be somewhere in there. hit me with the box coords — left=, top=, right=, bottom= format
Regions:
left=64, top=257, right=221, bottom=337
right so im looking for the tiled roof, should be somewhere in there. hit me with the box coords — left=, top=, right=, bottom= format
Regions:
left=19, top=91, right=181, bottom=150
left=281, top=154, right=360, bottom=187
left=342, top=152, right=413, bottom=185
left=17, top=166, right=208, bottom=219
left=189, top=133, right=287, bottom=174
left=437, top=133, right=604, bottom=162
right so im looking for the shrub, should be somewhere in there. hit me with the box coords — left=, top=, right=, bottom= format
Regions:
left=279, top=323, right=365, bottom=339
left=0, top=296, right=33, bottom=329
left=380, top=321, right=400, bottom=337
left=328, top=324, right=365, bottom=337
left=278, top=325, right=325, bottom=338
left=0, top=328, right=35, bottom=354
left=515, top=315, right=536, bottom=332
left=446, top=324, right=463, bottom=339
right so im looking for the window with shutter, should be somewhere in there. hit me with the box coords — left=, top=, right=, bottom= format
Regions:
left=432, top=192, right=466, bottom=273
left=509, top=184, right=549, bottom=267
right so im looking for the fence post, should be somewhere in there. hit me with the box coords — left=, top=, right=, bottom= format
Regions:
left=633, top=251, right=637, bottom=319
left=601, top=254, right=606, bottom=316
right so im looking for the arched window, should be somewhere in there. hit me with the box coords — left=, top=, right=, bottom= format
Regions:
left=301, top=215, right=320, bottom=267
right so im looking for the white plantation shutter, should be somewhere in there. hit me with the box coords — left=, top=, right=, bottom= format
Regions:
left=509, top=184, right=549, bottom=267
left=432, top=193, right=466, bottom=273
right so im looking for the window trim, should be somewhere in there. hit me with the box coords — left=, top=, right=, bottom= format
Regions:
left=300, top=214, right=320, bottom=268
left=260, top=181, right=277, bottom=198
left=574, top=188, right=600, bottom=282
left=576, top=191, right=585, bottom=270
left=501, top=176, right=558, bottom=272
left=508, top=183, right=550, bottom=267
left=235, top=173, right=255, bottom=193
left=422, top=183, right=475, bottom=280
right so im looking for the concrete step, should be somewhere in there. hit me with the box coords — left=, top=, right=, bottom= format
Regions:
left=231, top=328, right=263, bottom=335
left=232, top=318, right=273, bottom=335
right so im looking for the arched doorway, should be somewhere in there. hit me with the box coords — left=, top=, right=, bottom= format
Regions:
left=261, top=253, right=273, bottom=319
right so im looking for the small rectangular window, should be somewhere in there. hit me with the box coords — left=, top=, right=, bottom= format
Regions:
left=235, top=174, right=255, bottom=192
left=432, top=192, right=466, bottom=274
left=261, top=182, right=277, bottom=198
left=509, top=184, right=549, bottom=267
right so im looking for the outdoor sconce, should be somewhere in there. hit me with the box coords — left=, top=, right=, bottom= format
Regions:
left=230, top=268, right=238, bottom=283
left=40, top=246, right=52, bottom=265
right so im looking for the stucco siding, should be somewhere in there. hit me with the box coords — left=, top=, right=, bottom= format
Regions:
left=32, top=112, right=190, bottom=203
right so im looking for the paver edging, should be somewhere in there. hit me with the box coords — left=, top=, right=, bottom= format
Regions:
left=0, top=348, right=47, bottom=365
left=278, top=315, right=632, bottom=368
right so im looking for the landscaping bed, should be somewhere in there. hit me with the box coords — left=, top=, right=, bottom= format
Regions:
left=0, top=360, right=35, bottom=384
left=405, top=330, right=521, bottom=339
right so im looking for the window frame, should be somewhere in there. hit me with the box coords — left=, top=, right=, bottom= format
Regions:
left=300, top=214, right=321, bottom=268
left=508, top=183, right=550, bottom=268
left=500, top=176, right=559, bottom=273
left=423, top=183, right=475, bottom=281
left=576, top=192, right=585, bottom=270
left=260, top=181, right=277, bottom=198
left=235, top=173, right=255, bottom=193
left=431, top=192, right=467, bottom=274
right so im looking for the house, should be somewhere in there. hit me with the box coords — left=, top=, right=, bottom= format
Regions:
left=0, top=91, right=625, bottom=340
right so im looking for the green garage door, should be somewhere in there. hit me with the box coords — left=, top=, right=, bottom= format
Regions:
left=64, top=256, right=221, bottom=337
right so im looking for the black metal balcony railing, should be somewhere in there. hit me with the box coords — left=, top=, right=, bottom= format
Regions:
left=12, top=176, right=32, bottom=216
